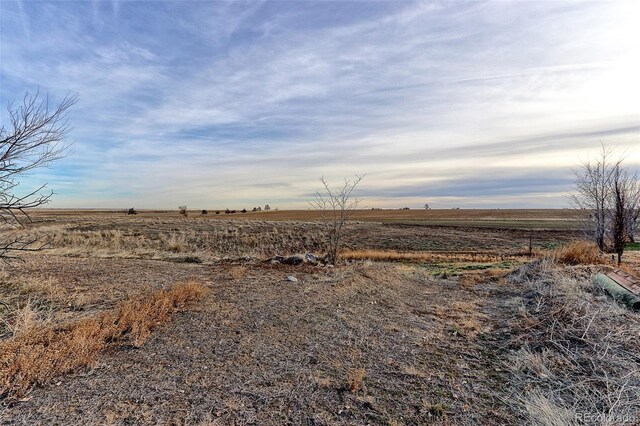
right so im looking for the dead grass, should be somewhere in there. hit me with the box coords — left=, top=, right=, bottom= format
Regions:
left=9, top=300, right=51, bottom=338
left=459, top=268, right=506, bottom=288
left=429, top=299, right=487, bottom=339
left=0, top=280, right=206, bottom=399
left=507, top=260, right=640, bottom=425
left=20, top=220, right=327, bottom=262
left=228, top=265, right=248, bottom=280
left=551, top=240, right=605, bottom=265
left=346, top=367, right=366, bottom=394
left=341, top=248, right=519, bottom=263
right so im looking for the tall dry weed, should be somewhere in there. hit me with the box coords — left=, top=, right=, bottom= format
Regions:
left=551, top=241, right=604, bottom=265
left=0, top=280, right=206, bottom=399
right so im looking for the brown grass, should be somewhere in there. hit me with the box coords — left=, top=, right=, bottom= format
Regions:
left=341, top=248, right=518, bottom=263
left=0, top=280, right=206, bottom=399
left=347, top=367, right=366, bottom=394
left=459, top=268, right=506, bottom=288
left=9, top=300, right=49, bottom=337
left=551, top=241, right=604, bottom=265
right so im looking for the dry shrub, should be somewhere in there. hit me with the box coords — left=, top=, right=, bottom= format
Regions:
left=552, top=241, right=603, bottom=265
left=0, top=280, right=206, bottom=399
left=9, top=301, right=48, bottom=337
left=342, top=249, right=517, bottom=263
left=459, top=268, right=506, bottom=288
left=228, top=266, right=247, bottom=280
left=506, top=260, right=640, bottom=424
left=346, top=367, right=366, bottom=393
left=166, top=234, right=188, bottom=253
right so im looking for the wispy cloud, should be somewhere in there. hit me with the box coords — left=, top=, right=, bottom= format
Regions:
left=1, top=0, right=638, bottom=208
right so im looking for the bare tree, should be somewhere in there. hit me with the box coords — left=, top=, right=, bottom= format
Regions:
left=178, top=206, right=188, bottom=217
left=0, top=90, right=77, bottom=260
left=570, top=145, right=614, bottom=252
left=571, top=144, right=639, bottom=264
left=309, top=175, right=364, bottom=265
left=624, top=178, right=640, bottom=243
left=610, top=163, right=639, bottom=264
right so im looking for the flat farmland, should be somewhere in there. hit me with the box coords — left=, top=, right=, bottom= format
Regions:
left=36, top=208, right=584, bottom=228
left=26, top=209, right=583, bottom=260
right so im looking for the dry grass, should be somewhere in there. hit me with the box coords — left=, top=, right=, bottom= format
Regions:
left=21, top=220, right=327, bottom=262
left=507, top=260, right=640, bottom=425
left=346, top=367, right=366, bottom=394
left=459, top=268, right=506, bottom=288
left=341, top=248, right=519, bottom=263
left=8, top=300, right=50, bottom=337
left=431, top=300, right=487, bottom=339
left=0, top=280, right=206, bottom=399
left=551, top=240, right=605, bottom=265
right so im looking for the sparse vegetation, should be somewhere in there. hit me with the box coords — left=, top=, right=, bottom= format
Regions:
left=507, top=260, right=640, bottom=425
left=0, top=281, right=206, bottom=399
left=2, top=208, right=638, bottom=425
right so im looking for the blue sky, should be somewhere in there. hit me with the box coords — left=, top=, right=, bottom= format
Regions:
left=1, top=0, right=638, bottom=209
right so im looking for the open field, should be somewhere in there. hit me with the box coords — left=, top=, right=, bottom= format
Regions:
left=35, top=208, right=585, bottom=229
left=1, top=209, right=639, bottom=425
left=26, top=209, right=582, bottom=259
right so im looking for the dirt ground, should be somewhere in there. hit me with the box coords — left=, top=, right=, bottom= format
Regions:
left=0, top=210, right=635, bottom=425
left=1, top=255, right=523, bottom=425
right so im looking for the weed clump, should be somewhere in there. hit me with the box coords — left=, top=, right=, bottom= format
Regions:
left=552, top=241, right=603, bottom=265
left=0, top=281, right=206, bottom=399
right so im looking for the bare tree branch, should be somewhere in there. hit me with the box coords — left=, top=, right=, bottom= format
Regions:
left=570, top=144, right=614, bottom=252
left=571, top=143, right=638, bottom=264
left=0, top=90, right=77, bottom=260
left=309, top=174, right=364, bottom=265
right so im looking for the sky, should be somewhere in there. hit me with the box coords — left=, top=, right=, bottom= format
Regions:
left=0, top=0, right=639, bottom=209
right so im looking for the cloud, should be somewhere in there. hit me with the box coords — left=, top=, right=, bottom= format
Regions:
left=1, top=0, right=638, bottom=208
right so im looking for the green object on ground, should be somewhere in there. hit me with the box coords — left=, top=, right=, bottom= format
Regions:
left=593, top=273, right=640, bottom=310
left=625, top=242, right=640, bottom=251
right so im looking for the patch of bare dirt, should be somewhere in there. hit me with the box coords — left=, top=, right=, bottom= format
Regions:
left=1, top=256, right=524, bottom=425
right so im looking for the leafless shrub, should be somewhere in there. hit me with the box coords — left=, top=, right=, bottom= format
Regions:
left=571, top=144, right=639, bottom=263
left=309, top=175, right=364, bottom=265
